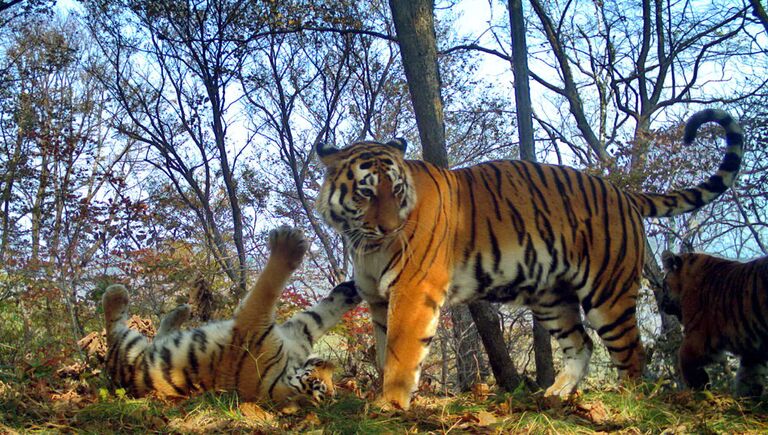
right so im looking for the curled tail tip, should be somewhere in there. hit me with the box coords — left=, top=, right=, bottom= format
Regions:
left=683, top=108, right=743, bottom=145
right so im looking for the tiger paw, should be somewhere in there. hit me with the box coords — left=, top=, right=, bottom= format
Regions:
left=278, top=400, right=301, bottom=415
left=373, top=395, right=408, bottom=412
left=544, top=379, right=578, bottom=401
left=331, top=281, right=363, bottom=305
left=268, top=226, right=308, bottom=270
left=102, top=284, right=130, bottom=323
left=156, top=304, right=191, bottom=337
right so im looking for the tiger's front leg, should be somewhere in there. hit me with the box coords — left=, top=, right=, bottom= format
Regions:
left=369, top=300, right=389, bottom=372
left=378, top=283, right=445, bottom=410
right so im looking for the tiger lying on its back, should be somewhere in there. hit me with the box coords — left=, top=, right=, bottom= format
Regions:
left=315, top=109, right=743, bottom=409
left=103, top=226, right=362, bottom=408
left=661, top=251, right=768, bottom=397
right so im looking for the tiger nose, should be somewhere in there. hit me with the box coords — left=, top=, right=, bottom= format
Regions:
left=378, top=221, right=399, bottom=235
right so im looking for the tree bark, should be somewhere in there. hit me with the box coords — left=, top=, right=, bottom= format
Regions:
left=390, top=0, right=523, bottom=392
left=450, top=305, right=489, bottom=391
left=389, top=0, right=448, bottom=167
left=750, top=0, right=768, bottom=35
left=468, top=302, right=526, bottom=391
left=509, top=0, right=555, bottom=389
left=0, top=136, right=23, bottom=260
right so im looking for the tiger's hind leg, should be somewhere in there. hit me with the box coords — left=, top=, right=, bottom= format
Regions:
left=583, top=280, right=645, bottom=385
left=156, top=304, right=191, bottom=338
left=102, top=284, right=150, bottom=395
left=533, top=299, right=593, bottom=398
left=734, top=356, right=766, bottom=397
left=103, top=284, right=130, bottom=336
left=678, top=334, right=712, bottom=389
left=234, top=226, right=308, bottom=330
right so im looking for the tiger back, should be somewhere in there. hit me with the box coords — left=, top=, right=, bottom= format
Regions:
left=315, top=109, right=743, bottom=409
left=661, top=251, right=768, bottom=396
left=103, top=226, right=362, bottom=406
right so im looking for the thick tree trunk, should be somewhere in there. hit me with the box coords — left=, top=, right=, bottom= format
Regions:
left=468, top=302, right=526, bottom=391
left=750, top=0, right=768, bottom=35
left=390, top=0, right=522, bottom=393
left=532, top=319, right=555, bottom=387
left=509, top=0, right=555, bottom=389
left=388, top=0, right=448, bottom=167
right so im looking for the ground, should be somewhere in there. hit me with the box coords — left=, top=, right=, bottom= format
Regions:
left=1, top=366, right=767, bottom=434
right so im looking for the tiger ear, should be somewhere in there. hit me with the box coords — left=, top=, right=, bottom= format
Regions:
left=316, top=141, right=341, bottom=166
left=661, top=250, right=682, bottom=272
left=385, top=138, right=407, bottom=154
left=305, top=357, right=335, bottom=371
left=319, top=359, right=336, bottom=371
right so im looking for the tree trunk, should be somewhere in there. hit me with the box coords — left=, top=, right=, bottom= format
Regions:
left=189, top=273, right=215, bottom=322
left=532, top=319, right=555, bottom=387
left=390, top=0, right=523, bottom=392
left=750, top=0, right=768, bottom=35
left=509, top=0, right=555, bottom=389
left=388, top=0, right=448, bottom=167
left=450, top=305, right=489, bottom=391
left=0, top=138, right=22, bottom=261
left=468, top=302, right=526, bottom=391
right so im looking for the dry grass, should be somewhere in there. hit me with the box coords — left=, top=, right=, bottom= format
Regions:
left=2, top=365, right=767, bottom=434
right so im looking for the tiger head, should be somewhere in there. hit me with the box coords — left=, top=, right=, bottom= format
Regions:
left=315, top=139, right=416, bottom=251
left=285, top=357, right=336, bottom=404
left=660, top=250, right=686, bottom=319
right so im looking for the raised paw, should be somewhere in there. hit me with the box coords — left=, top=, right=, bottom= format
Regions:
left=268, top=226, right=308, bottom=270
left=331, top=281, right=363, bottom=305
left=102, top=284, right=130, bottom=324
left=156, top=304, right=191, bottom=337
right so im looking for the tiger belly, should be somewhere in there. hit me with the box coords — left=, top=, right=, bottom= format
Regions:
left=447, top=244, right=566, bottom=307
left=140, top=321, right=234, bottom=396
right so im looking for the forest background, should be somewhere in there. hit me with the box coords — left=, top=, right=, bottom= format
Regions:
left=0, top=0, right=767, bottom=432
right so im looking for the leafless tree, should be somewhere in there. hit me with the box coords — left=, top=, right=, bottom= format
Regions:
left=84, top=0, right=257, bottom=298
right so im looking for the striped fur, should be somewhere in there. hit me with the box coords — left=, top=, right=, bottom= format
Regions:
left=315, top=109, right=743, bottom=409
left=103, top=226, right=362, bottom=407
left=661, top=251, right=768, bottom=397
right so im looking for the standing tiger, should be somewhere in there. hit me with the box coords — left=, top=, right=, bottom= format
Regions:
left=315, top=109, right=743, bottom=410
left=661, top=251, right=768, bottom=397
left=103, top=226, right=362, bottom=408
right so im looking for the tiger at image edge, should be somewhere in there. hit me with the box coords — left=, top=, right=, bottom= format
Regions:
left=315, top=108, right=744, bottom=410
left=661, top=251, right=768, bottom=397
left=102, top=226, right=362, bottom=410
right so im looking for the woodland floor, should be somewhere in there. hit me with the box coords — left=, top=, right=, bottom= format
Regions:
left=1, top=363, right=767, bottom=435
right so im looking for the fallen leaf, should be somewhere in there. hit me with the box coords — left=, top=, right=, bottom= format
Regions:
left=476, top=410, right=497, bottom=427
left=496, top=400, right=510, bottom=415
left=471, top=383, right=491, bottom=401
left=302, top=412, right=322, bottom=427
left=660, top=424, right=688, bottom=434
left=240, top=402, right=274, bottom=423
left=574, top=401, right=609, bottom=424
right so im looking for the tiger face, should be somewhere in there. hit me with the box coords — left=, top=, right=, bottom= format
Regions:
left=316, top=139, right=416, bottom=250
left=660, top=250, right=686, bottom=318
left=286, top=358, right=336, bottom=403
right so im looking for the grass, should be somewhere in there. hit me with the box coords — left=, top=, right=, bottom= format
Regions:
left=1, top=369, right=767, bottom=434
